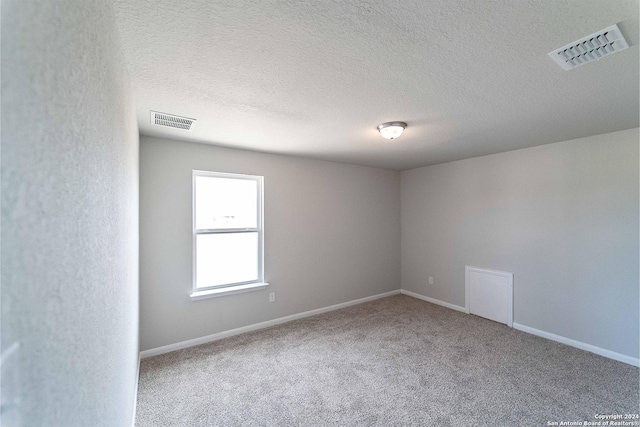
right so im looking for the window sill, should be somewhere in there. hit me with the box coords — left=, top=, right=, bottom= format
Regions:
left=190, top=282, right=269, bottom=301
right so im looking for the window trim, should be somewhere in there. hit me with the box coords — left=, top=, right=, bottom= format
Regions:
left=190, top=170, right=267, bottom=300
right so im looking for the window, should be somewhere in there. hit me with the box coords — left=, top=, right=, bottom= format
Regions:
left=191, top=170, right=266, bottom=300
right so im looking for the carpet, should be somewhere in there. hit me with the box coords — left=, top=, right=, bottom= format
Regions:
left=136, top=295, right=639, bottom=426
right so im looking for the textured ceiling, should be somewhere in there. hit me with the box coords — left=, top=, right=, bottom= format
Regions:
left=114, top=0, right=639, bottom=170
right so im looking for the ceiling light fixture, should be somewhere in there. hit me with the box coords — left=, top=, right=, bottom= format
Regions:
left=377, top=121, right=407, bottom=140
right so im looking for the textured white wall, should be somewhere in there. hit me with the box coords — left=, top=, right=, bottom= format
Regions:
left=139, top=136, right=400, bottom=351
left=1, top=0, right=139, bottom=425
left=401, top=128, right=639, bottom=358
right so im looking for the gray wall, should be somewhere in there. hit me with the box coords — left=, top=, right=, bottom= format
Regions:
left=401, top=128, right=639, bottom=358
left=140, top=136, right=400, bottom=351
left=1, top=0, right=139, bottom=425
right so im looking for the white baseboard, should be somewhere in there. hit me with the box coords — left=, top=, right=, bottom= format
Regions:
left=139, top=288, right=639, bottom=368
left=400, top=289, right=467, bottom=313
left=400, top=289, right=639, bottom=367
left=140, top=289, right=401, bottom=359
left=513, top=323, right=639, bottom=367
left=131, top=352, right=140, bottom=427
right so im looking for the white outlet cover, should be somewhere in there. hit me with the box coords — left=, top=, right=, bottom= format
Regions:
left=428, top=277, right=434, bottom=285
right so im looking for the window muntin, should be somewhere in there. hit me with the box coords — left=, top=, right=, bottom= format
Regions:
left=193, top=171, right=264, bottom=292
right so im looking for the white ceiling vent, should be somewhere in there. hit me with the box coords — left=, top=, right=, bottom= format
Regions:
left=548, top=24, right=629, bottom=71
left=150, top=111, right=196, bottom=130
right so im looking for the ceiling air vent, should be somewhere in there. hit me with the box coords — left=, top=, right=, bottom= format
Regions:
left=548, top=24, right=629, bottom=71
left=150, top=111, right=196, bottom=130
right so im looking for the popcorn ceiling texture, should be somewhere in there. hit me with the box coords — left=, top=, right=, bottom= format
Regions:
left=1, top=0, right=139, bottom=425
left=114, top=0, right=639, bottom=170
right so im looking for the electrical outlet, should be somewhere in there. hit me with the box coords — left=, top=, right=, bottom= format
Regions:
left=428, top=276, right=434, bottom=285
left=269, top=292, right=276, bottom=303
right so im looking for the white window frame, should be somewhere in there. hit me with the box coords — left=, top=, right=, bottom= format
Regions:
left=190, top=170, right=267, bottom=300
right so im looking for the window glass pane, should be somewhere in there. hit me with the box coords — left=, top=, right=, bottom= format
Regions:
left=195, top=176, right=257, bottom=230
left=196, top=232, right=258, bottom=288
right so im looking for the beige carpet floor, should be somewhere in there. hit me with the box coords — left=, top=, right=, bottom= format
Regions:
left=136, top=295, right=639, bottom=426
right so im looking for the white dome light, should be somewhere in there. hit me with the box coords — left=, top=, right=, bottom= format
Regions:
left=377, top=121, right=407, bottom=140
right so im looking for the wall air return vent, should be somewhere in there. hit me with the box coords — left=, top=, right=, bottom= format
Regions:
left=548, top=24, right=629, bottom=71
left=150, top=111, right=196, bottom=130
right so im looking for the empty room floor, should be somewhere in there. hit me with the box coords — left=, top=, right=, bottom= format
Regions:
left=135, top=295, right=639, bottom=426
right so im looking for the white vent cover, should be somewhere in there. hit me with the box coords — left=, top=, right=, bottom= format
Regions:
left=150, top=111, right=196, bottom=130
left=548, top=24, right=629, bottom=71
